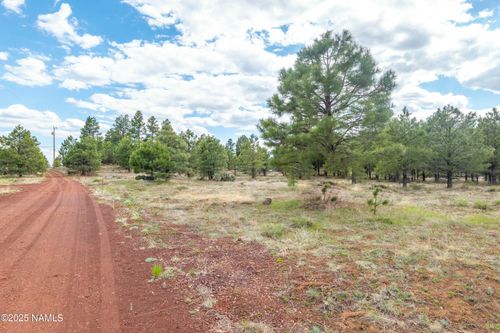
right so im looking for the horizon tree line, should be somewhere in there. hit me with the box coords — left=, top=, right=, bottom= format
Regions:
left=1, top=30, right=498, bottom=187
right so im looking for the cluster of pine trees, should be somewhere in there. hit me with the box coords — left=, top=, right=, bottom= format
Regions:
left=59, top=111, right=270, bottom=180
left=259, top=30, right=499, bottom=188
left=0, top=125, right=48, bottom=176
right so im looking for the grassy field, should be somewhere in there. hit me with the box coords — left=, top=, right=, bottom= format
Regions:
left=79, top=166, right=499, bottom=332
left=0, top=175, right=45, bottom=195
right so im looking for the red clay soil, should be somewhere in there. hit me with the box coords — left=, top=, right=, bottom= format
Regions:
left=0, top=172, right=120, bottom=332
left=0, top=172, right=209, bottom=332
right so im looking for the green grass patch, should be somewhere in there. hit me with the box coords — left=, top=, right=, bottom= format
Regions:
left=151, top=264, right=164, bottom=279
left=290, top=216, right=321, bottom=230
left=454, top=198, right=469, bottom=207
left=473, top=200, right=489, bottom=210
left=261, top=223, right=288, bottom=239
left=485, top=323, right=500, bottom=332
left=270, top=199, right=301, bottom=210
left=463, top=214, right=498, bottom=225
left=386, top=206, right=446, bottom=225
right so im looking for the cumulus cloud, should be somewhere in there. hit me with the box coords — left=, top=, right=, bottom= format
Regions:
left=3, top=57, right=53, bottom=86
left=0, top=51, right=8, bottom=61
left=58, top=0, right=499, bottom=134
left=67, top=73, right=275, bottom=131
left=0, top=104, right=84, bottom=137
left=1, top=0, right=24, bottom=14
left=37, top=3, right=103, bottom=49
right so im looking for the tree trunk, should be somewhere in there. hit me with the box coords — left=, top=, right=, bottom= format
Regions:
left=465, top=173, right=468, bottom=181
left=402, top=171, right=408, bottom=188
left=422, top=171, right=426, bottom=182
left=351, top=171, right=357, bottom=184
left=447, top=170, right=452, bottom=188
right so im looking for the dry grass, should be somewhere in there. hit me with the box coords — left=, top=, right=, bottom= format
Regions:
left=0, top=175, right=45, bottom=186
left=0, top=175, right=46, bottom=196
left=79, top=166, right=500, bottom=332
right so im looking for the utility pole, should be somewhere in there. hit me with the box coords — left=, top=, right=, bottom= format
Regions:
left=51, top=126, right=57, bottom=168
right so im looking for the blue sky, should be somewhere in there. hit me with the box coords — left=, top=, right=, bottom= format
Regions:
left=0, top=0, right=499, bottom=162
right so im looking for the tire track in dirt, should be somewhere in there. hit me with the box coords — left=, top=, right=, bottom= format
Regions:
left=0, top=172, right=120, bottom=333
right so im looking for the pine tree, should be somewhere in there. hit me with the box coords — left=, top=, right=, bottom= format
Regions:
left=130, top=110, right=145, bottom=142
left=158, top=121, right=190, bottom=175
left=427, top=105, right=492, bottom=188
left=63, top=137, right=101, bottom=175
left=260, top=30, right=395, bottom=184
left=193, top=135, right=227, bottom=180
left=0, top=125, right=48, bottom=176
left=105, top=115, right=131, bottom=144
left=59, top=135, right=77, bottom=165
left=376, top=108, right=429, bottom=187
left=129, top=140, right=172, bottom=179
left=225, top=138, right=237, bottom=175
left=115, top=136, right=136, bottom=171
left=237, top=135, right=268, bottom=178
left=146, top=116, right=160, bottom=139
left=479, top=108, right=500, bottom=184
left=80, top=116, right=101, bottom=139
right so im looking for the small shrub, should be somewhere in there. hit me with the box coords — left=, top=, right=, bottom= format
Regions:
left=306, top=288, right=322, bottom=301
left=473, top=200, right=488, bottom=210
left=261, top=223, right=287, bottom=238
left=309, top=325, right=323, bottom=333
left=367, top=186, right=389, bottom=215
left=213, top=172, right=235, bottom=182
left=135, top=174, right=156, bottom=181
left=321, top=181, right=333, bottom=199
left=270, top=199, right=301, bottom=210
left=454, top=198, right=468, bottom=207
left=160, top=266, right=181, bottom=280
left=409, top=183, right=423, bottom=190
left=291, top=217, right=319, bottom=229
left=151, top=264, right=164, bottom=279
left=494, top=200, right=500, bottom=206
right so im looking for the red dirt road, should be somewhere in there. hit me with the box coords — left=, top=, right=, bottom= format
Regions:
left=0, top=172, right=120, bottom=333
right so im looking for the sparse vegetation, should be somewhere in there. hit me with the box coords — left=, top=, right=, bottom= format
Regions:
left=473, top=200, right=489, bottom=210
left=367, top=186, right=389, bottom=215
left=80, top=165, right=499, bottom=332
left=151, top=264, right=164, bottom=279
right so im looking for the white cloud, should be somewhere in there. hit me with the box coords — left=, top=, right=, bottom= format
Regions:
left=477, top=9, right=494, bottom=19
left=120, top=1, right=499, bottom=92
left=67, top=73, right=275, bottom=131
left=37, top=3, right=103, bottom=49
left=3, top=57, right=53, bottom=86
left=0, top=104, right=84, bottom=138
left=0, top=51, right=8, bottom=61
left=1, top=0, right=24, bottom=14
left=60, top=0, right=499, bottom=134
